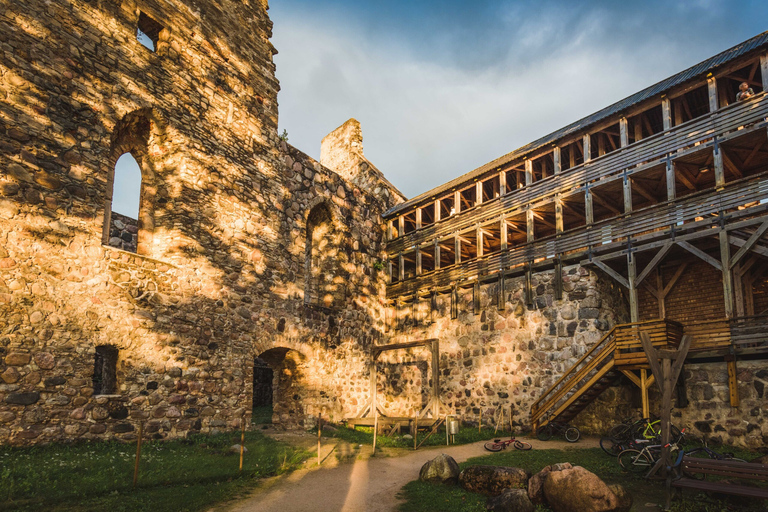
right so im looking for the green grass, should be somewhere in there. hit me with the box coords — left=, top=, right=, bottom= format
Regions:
left=398, top=446, right=766, bottom=512
left=0, top=430, right=310, bottom=512
left=320, top=423, right=516, bottom=450
left=252, top=405, right=273, bottom=424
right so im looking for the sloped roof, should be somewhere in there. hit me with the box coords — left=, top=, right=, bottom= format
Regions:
left=385, top=30, right=768, bottom=218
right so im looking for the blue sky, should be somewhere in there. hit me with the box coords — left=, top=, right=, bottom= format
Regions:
left=270, top=0, right=768, bottom=198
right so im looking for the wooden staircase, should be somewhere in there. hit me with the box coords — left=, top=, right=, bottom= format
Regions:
left=530, top=319, right=682, bottom=431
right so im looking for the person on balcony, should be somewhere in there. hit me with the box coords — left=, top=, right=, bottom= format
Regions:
left=736, top=82, right=755, bottom=101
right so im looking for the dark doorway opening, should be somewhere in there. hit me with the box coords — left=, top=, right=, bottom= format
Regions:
left=253, top=357, right=273, bottom=424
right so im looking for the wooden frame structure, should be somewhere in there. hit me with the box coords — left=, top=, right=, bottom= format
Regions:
left=349, top=338, right=449, bottom=428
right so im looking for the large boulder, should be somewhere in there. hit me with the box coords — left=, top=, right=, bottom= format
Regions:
left=419, top=453, right=460, bottom=484
left=486, top=488, right=535, bottom=512
left=459, top=465, right=530, bottom=496
left=543, top=465, right=631, bottom=512
left=527, top=462, right=573, bottom=505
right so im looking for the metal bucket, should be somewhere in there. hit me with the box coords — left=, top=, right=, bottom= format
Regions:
left=447, top=417, right=460, bottom=435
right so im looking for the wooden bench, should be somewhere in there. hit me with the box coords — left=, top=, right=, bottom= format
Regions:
left=669, top=454, right=768, bottom=501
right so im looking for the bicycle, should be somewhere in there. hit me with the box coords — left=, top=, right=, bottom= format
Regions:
left=617, top=429, right=687, bottom=474
left=484, top=436, right=532, bottom=452
left=536, top=421, right=580, bottom=443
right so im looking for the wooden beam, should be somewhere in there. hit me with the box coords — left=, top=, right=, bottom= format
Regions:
left=620, top=369, right=641, bottom=388
left=761, top=53, right=768, bottom=92
left=525, top=267, right=533, bottom=307
left=525, top=159, right=533, bottom=186
left=674, top=163, right=698, bottom=191
left=628, top=252, right=639, bottom=322
left=719, top=229, right=734, bottom=318
left=591, top=189, right=622, bottom=215
left=583, top=134, right=591, bottom=162
left=623, top=174, right=633, bottom=213
left=636, top=242, right=673, bottom=285
left=497, top=273, right=506, bottom=311
left=473, top=282, right=480, bottom=315
left=554, top=258, right=563, bottom=300
left=666, top=159, right=676, bottom=201
left=727, top=359, right=740, bottom=407
left=451, top=286, right=458, bottom=319
left=662, top=262, right=688, bottom=299
left=676, top=241, right=722, bottom=271
left=730, top=220, right=768, bottom=269
left=499, top=170, right=506, bottom=196
left=707, top=76, right=718, bottom=112
left=720, top=149, right=743, bottom=179
left=728, top=234, right=768, bottom=258
left=713, top=141, right=725, bottom=188
left=526, top=209, right=535, bottom=243
left=591, top=259, right=629, bottom=289
left=742, top=139, right=765, bottom=169
left=620, top=118, right=629, bottom=147
left=555, top=195, right=564, bottom=234
left=656, top=268, right=665, bottom=319
left=662, top=97, right=672, bottom=131
left=553, top=147, right=561, bottom=175
left=585, top=186, right=594, bottom=224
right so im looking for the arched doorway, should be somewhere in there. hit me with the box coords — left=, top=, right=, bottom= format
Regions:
left=254, top=348, right=307, bottom=428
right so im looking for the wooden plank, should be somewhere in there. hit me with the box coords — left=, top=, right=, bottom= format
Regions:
left=729, top=220, right=768, bottom=269
left=676, top=241, right=722, bottom=270
left=720, top=229, right=734, bottom=319
left=727, top=359, right=740, bottom=407
left=708, top=77, right=719, bottom=113
left=636, top=243, right=672, bottom=285
left=591, top=259, right=629, bottom=289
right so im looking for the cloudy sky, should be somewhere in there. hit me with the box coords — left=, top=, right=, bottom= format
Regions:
left=269, top=0, right=768, bottom=199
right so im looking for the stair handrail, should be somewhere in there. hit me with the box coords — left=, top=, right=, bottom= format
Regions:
left=530, top=325, right=617, bottom=418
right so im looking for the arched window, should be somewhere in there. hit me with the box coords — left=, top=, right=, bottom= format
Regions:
left=107, top=153, right=142, bottom=253
left=305, top=203, right=345, bottom=308
left=103, top=110, right=159, bottom=255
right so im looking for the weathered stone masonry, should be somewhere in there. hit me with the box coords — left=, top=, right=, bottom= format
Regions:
left=0, top=0, right=402, bottom=444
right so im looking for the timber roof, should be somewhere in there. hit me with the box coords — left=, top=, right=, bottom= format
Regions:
left=384, top=30, right=768, bottom=218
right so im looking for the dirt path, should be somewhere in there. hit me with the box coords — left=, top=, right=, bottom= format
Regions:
left=218, top=436, right=603, bottom=512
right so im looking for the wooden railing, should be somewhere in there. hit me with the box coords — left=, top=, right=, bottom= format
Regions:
left=387, top=91, right=768, bottom=255
left=531, top=319, right=682, bottom=429
left=388, top=173, right=768, bottom=298
left=685, top=314, right=768, bottom=353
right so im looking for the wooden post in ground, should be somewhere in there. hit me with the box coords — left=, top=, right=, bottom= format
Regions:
left=372, top=409, right=379, bottom=455
left=446, top=415, right=450, bottom=446
left=317, top=415, right=322, bottom=466
left=478, top=413, right=481, bottom=433
left=414, top=416, right=418, bottom=450
left=133, top=421, right=143, bottom=489
left=640, top=331, right=691, bottom=489
left=239, top=416, right=246, bottom=472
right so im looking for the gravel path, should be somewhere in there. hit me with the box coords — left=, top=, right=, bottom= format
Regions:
left=219, top=436, right=602, bottom=512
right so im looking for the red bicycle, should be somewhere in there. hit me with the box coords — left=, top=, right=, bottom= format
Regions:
left=484, top=436, right=532, bottom=452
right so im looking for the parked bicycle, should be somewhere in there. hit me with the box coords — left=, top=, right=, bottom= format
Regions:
left=484, top=436, right=532, bottom=452
left=617, top=428, right=687, bottom=474
left=536, top=421, right=580, bottom=443
left=606, top=416, right=683, bottom=444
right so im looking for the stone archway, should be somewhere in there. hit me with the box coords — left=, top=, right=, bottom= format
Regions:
left=255, top=347, right=308, bottom=428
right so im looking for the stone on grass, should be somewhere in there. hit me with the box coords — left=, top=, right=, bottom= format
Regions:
left=486, top=488, right=534, bottom=512
left=459, top=465, right=530, bottom=496
left=229, top=444, right=248, bottom=454
left=419, top=453, right=460, bottom=484
left=543, top=465, right=630, bottom=512
left=528, top=462, right=573, bottom=505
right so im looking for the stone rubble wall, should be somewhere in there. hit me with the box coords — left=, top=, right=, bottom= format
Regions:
left=0, top=0, right=403, bottom=445
left=107, top=212, right=139, bottom=253
left=380, top=265, right=630, bottom=427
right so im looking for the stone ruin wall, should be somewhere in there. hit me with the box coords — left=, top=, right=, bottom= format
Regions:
left=0, top=0, right=402, bottom=444
left=380, top=265, right=630, bottom=428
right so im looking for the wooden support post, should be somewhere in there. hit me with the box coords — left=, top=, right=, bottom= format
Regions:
left=477, top=227, right=484, bottom=258
left=553, top=147, right=561, bottom=174
left=555, top=195, right=564, bottom=234
left=399, top=253, right=405, bottom=282
left=585, top=185, right=594, bottom=225
left=761, top=53, right=768, bottom=92
left=554, top=257, right=563, bottom=301
left=473, top=282, right=480, bottom=315
left=526, top=208, right=535, bottom=243
left=734, top=263, right=745, bottom=317
left=317, top=415, right=322, bottom=466
left=434, top=199, right=441, bottom=222
left=455, top=236, right=461, bottom=264
left=525, top=266, right=533, bottom=307
left=623, top=173, right=632, bottom=213
left=525, top=159, right=533, bottom=186
left=634, top=117, right=643, bottom=142
left=373, top=409, right=378, bottom=455
left=430, top=291, right=437, bottom=324
left=434, top=241, right=441, bottom=270
left=133, top=421, right=143, bottom=489
left=583, top=134, right=591, bottom=162
left=662, top=97, right=672, bottom=131
left=431, top=340, right=440, bottom=418
left=727, top=358, right=740, bottom=407
left=714, top=139, right=725, bottom=188
left=640, top=369, right=650, bottom=420
left=665, top=158, right=676, bottom=201
left=416, top=248, right=422, bottom=276
left=498, top=273, right=506, bottom=311
left=499, top=170, right=507, bottom=195
left=719, top=230, right=734, bottom=318
left=451, top=286, right=458, bottom=319
left=415, top=208, right=422, bottom=229
left=628, top=251, right=639, bottom=323
left=707, top=76, right=718, bottom=112
left=454, top=190, right=460, bottom=214
left=657, top=268, right=666, bottom=319
left=620, top=117, right=629, bottom=147
left=476, top=181, right=483, bottom=206
left=500, top=218, right=508, bottom=251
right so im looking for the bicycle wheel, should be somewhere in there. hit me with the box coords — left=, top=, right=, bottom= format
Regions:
left=514, top=440, right=532, bottom=451
left=608, top=423, right=631, bottom=440
left=484, top=441, right=503, bottom=452
left=618, top=449, right=652, bottom=474
left=564, top=426, right=581, bottom=443
left=643, top=420, right=661, bottom=440
left=536, top=424, right=553, bottom=441
left=600, top=436, right=622, bottom=456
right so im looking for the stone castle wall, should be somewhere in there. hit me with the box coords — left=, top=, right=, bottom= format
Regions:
left=0, top=0, right=402, bottom=444
left=380, top=265, right=630, bottom=427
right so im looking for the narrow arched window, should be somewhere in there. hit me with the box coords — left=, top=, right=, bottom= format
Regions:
left=107, top=153, right=142, bottom=253
left=305, top=203, right=344, bottom=308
